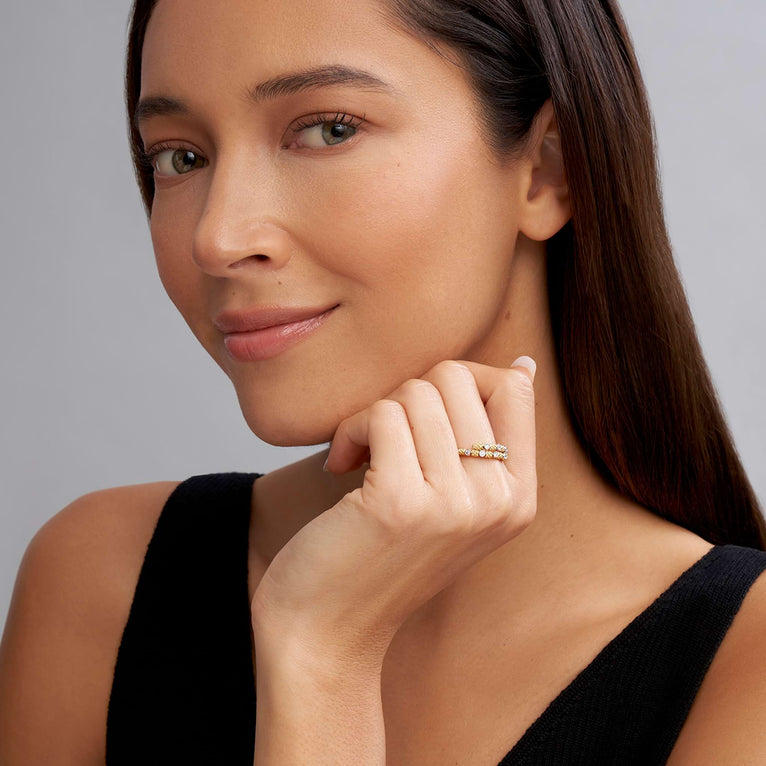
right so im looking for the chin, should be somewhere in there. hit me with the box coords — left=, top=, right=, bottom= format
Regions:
left=238, top=400, right=339, bottom=448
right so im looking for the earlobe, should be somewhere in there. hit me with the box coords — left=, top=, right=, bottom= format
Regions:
left=518, top=99, right=572, bottom=242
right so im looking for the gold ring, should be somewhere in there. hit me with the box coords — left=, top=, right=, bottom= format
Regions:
left=457, top=443, right=508, bottom=460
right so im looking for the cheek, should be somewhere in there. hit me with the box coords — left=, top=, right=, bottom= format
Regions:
left=150, top=219, right=176, bottom=294
left=290, top=138, right=519, bottom=330
left=149, top=204, right=207, bottom=327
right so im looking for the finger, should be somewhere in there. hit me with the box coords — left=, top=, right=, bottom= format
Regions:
left=324, top=399, right=423, bottom=488
left=382, top=378, right=462, bottom=487
left=420, top=361, right=496, bottom=470
left=456, top=357, right=537, bottom=485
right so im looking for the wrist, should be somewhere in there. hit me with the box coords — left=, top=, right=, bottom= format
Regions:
left=252, top=627, right=387, bottom=766
left=253, top=620, right=390, bottom=684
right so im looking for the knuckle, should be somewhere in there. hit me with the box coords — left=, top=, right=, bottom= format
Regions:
left=369, top=398, right=405, bottom=427
left=333, top=413, right=354, bottom=439
left=468, top=475, right=533, bottom=534
left=381, top=487, right=431, bottom=530
left=510, top=484, right=538, bottom=529
left=500, top=368, right=535, bottom=404
left=430, top=359, right=473, bottom=381
left=441, top=487, right=477, bottom=533
left=398, top=377, right=441, bottom=403
left=517, top=494, right=538, bottom=528
left=474, top=474, right=512, bottom=517
left=493, top=478, right=516, bottom=512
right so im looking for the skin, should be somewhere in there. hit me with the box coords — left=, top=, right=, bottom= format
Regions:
left=137, top=0, right=727, bottom=751
left=139, top=0, right=710, bottom=618
left=137, top=0, right=724, bottom=758
left=2, top=0, right=765, bottom=763
left=144, top=0, right=533, bottom=447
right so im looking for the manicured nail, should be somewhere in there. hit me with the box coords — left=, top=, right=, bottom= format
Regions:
left=510, top=355, right=536, bottom=382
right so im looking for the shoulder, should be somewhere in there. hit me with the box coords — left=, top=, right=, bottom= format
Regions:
left=21, top=480, right=181, bottom=578
left=0, top=480, right=181, bottom=765
left=667, top=549, right=766, bottom=764
left=10, top=480, right=182, bottom=634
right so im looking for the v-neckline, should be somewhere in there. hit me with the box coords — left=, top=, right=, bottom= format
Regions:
left=495, top=543, right=721, bottom=763
left=245, top=473, right=721, bottom=765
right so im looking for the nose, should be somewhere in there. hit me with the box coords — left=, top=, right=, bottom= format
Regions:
left=191, top=155, right=292, bottom=276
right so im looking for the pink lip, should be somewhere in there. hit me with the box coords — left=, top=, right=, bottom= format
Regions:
left=218, top=304, right=338, bottom=362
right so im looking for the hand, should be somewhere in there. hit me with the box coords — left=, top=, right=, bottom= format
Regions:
left=251, top=358, right=538, bottom=668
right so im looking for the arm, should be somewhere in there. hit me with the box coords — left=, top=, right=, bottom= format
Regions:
left=0, top=482, right=177, bottom=765
left=246, top=359, right=538, bottom=764
left=252, top=631, right=386, bottom=765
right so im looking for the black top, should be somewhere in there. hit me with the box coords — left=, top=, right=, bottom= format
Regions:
left=106, top=472, right=766, bottom=765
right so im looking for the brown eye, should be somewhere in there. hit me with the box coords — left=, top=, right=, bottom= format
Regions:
left=320, top=122, right=357, bottom=146
left=153, top=148, right=206, bottom=176
left=289, top=113, right=362, bottom=149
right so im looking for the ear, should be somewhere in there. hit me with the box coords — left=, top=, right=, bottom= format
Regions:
left=516, top=99, right=571, bottom=242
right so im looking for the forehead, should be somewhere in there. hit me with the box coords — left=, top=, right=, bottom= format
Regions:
left=141, top=0, right=425, bottom=94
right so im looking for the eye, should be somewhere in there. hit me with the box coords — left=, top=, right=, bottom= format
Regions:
left=142, top=144, right=207, bottom=177
left=286, top=112, right=363, bottom=149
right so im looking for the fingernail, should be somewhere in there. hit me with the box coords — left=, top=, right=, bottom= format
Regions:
left=322, top=457, right=329, bottom=472
left=510, top=355, right=536, bottom=382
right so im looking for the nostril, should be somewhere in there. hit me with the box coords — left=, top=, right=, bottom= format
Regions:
left=227, top=253, right=270, bottom=269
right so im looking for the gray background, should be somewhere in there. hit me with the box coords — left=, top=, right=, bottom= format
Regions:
left=1, top=1, right=764, bottom=632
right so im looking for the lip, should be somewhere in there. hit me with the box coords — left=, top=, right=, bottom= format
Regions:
left=214, top=303, right=339, bottom=334
left=217, top=304, right=339, bottom=362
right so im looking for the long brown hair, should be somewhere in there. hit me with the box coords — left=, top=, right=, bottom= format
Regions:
left=125, top=0, right=766, bottom=549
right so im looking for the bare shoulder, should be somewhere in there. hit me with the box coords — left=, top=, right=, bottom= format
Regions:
left=667, top=554, right=766, bottom=765
left=0, top=480, right=181, bottom=766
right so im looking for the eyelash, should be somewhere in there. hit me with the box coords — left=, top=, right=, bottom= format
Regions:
left=136, top=111, right=365, bottom=171
left=136, top=141, right=188, bottom=169
left=290, top=111, right=363, bottom=134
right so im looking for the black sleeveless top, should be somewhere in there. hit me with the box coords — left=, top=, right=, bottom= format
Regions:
left=106, top=472, right=766, bottom=765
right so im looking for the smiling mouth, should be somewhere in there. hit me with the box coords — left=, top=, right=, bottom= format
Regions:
left=221, top=304, right=339, bottom=361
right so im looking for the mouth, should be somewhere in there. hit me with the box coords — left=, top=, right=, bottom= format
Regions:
left=220, top=304, right=339, bottom=362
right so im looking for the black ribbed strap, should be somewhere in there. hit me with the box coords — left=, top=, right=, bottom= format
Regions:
left=106, top=472, right=260, bottom=766
left=501, top=544, right=766, bottom=765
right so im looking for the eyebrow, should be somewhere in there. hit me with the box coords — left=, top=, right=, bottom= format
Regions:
left=133, top=64, right=395, bottom=131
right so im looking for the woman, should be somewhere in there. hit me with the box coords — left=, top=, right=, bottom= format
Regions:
left=1, top=0, right=765, bottom=763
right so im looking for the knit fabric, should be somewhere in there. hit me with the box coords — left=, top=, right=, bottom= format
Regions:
left=106, top=472, right=766, bottom=765
left=106, top=473, right=260, bottom=765
left=502, top=541, right=766, bottom=764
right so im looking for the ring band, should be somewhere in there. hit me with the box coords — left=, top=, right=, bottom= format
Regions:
left=458, top=443, right=508, bottom=460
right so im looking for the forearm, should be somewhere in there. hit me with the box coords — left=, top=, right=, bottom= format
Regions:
left=253, top=635, right=386, bottom=765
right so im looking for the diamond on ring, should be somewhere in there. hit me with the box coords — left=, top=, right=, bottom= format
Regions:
left=458, top=443, right=509, bottom=461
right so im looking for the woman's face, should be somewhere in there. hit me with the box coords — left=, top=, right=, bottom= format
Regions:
left=139, top=0, right=530, bottom=446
